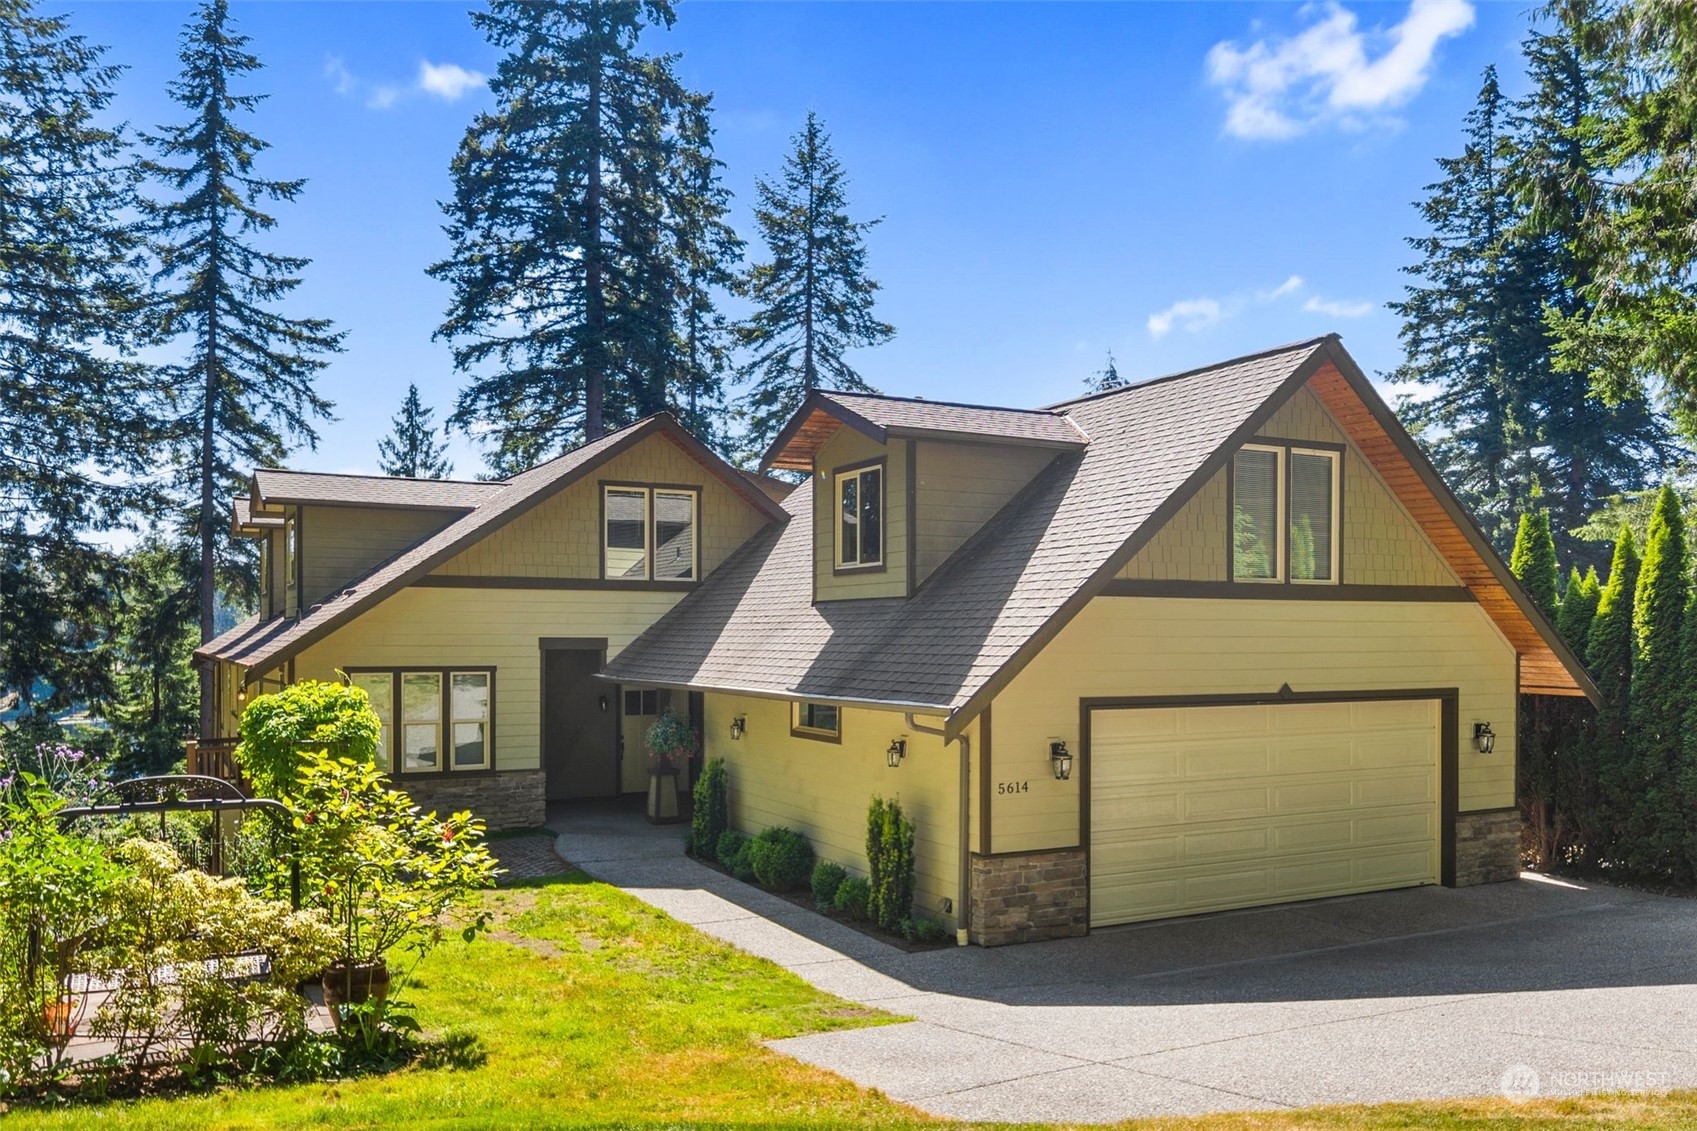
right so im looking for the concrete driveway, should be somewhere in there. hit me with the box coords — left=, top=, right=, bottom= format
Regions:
left=552, top=806, right=1697, bottom=1123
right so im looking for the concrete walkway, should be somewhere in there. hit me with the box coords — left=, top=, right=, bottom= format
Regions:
left=550, top=806, right=1697, bottom=1122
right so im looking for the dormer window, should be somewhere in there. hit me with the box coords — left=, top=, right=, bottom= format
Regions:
left=835, top=462, right=884, bottom=569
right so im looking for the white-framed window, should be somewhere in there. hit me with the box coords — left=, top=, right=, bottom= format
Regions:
left=603, top=485, right=699, bottom=582
left=347, top=668, right=494, bottom=775
left=284, top=515, right=298, bottom=602
left=835, top=464, right=884, bottom=569
left=792, top=700, right=841, bottom=741
left=1231, top=442, right=1340, bottom=584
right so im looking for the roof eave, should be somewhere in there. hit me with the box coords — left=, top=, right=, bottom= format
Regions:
left=760, top=393, right=889, bottom=472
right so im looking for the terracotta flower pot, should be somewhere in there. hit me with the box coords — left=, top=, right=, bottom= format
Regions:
left=42, top=996, right=79, bottom=1041
left=322, top=959, right=390, bottom=1025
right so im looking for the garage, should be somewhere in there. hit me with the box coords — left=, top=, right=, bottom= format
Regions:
left=1087, top=697, right=1441, bottom=927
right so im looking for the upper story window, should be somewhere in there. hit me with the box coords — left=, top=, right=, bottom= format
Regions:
left=792, top=700, right=841, bottom=742
left=1231, top=442, right=1340, bottom=584
left=603, top=485, right=699, bottom=582
left=835, top=463, right=883, bottom=569
left=284, top=515, right=298, bottom=601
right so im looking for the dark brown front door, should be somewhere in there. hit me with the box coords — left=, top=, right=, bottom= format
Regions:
left=543, top=647, right=618, bottom=801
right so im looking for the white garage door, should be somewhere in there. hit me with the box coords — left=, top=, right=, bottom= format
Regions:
left=1089, top=698, right=1439, bottom=927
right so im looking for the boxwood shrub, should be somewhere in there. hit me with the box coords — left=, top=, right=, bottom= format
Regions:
left=715, top=830, right=753, bottom=880
left=832, top=876, right=870, bottom=921
left=810, top=861, right=848, bottom=910
left=748, top=826, right=813, bottom=891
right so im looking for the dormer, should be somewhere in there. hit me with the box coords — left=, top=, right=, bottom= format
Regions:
left=763, top=390, right=1088, bottom=601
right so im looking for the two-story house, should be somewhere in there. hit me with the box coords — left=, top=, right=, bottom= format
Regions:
left=198, top=336, right=1595, bottom=945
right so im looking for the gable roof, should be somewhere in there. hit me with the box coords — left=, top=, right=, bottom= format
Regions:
left=231, top=496, right=284, bottom=539
left=763, top=389, right=1088, bottom=472
left=603, top=336, right=1596, bottom=736
left=251, top=468, right=505, bottom=511
left=197, top=414, right=788, bottom=676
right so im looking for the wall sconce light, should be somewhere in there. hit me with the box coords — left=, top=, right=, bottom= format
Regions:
left=729, top=715, right=746, bottom=741
left=237, top=687, right=246, bottom=703
left=886, top=738, right=907, bottom=768
left=1473, top=722, right=1496, bottom=755
left=1050, top=740, right=1073, bottom=781
left=597, top=694, right=609, bottom=713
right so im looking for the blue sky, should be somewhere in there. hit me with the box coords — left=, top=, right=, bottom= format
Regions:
left=67, top=0, right=1531, bottom=478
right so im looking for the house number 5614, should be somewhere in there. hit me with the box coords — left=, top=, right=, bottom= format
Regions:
left=996, top=781, right=1029, bottom=795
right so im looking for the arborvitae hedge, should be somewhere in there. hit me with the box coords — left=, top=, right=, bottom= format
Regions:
left=1625, top=486, right=1690, bottom=875
left=865, top=796, right=916, bottom=932
left=1510, top=510, right=1560, bottom=621
left=1586, top=524, right=1639, bottom=861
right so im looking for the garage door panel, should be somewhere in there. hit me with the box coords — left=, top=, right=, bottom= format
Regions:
left=1089, top=699, right=1440, bottom=927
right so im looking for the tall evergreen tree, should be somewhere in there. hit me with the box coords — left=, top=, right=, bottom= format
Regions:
left=109, top=538, right=199, bottom=773
left=1625, top=482, right=1689, bottom=874
left=1511, top=506, right=1561, bottom=862
left=0, top=1, right=156, bottom=718
left=434, top=0, right=731, bottom=472
left=377, top=384, right=453, bottom=479
left=143, top=0, right=342, bottom=730
left=1510, top=509, right=1560, bottom=620
left=1391, top=67, right=1546, bottom=553
left=1086, top=350, right=1126, bottom=394
left=1509, top=0, right=1678, bottom=561
left=737, top=112, right=894, bottom=453
left=1557, top=564, right=1602, bottom=657
left=1586, top=523, right=1639, bottom=854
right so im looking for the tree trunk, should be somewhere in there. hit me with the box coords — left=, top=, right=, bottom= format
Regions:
left=583, top=7, right=606, bottom=440
left=198, top=308, right=218, bottom=739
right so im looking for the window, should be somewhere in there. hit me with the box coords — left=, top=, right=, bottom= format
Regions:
left=835, top=464, right=883, bottom=569
left=792, top=701, right=841, bottom=741
left=347, top=669, right=495, bottom=775
left=284, top=516, right=298, bottom=602
left=603, top=485, right=699, bottom=582
left=1231, top=442, right=1341, bottom=585
left=623, top=688, right=660, bottom=716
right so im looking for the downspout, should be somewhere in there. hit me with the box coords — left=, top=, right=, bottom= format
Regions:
left=906, top=713, right=971, bottom=946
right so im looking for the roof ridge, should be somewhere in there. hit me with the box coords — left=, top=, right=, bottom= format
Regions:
left=254, top=467, right=507, bottom=488
left=819, top=389, right=1067, bottom=418
left=1047, top=335, right=1335, bottom=411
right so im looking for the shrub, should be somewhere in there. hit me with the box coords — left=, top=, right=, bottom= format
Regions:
left=715, top=830, right=753, bottom=880
left=236, top=680, right=382, bottom=798
left=900, top=916, right=951, bottom=944
left=748, top=827, right=813, bottom=890
left=811, top=861, right=848, bottom=910
left=866, top=795, right=916, bottom=931
left=690, top=758, right=729, bottom=859
left=832, top=877, right=869, bottom=921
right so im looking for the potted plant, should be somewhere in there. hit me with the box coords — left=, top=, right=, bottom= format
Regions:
left=643, top=710, right=696, bottom=824
left=288, top=752, right=498, bottom=1027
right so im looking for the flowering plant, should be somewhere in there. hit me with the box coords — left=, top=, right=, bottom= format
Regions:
left=643, top=710, right=697, bottom=774
left=0, top=742, right=102, bottom=811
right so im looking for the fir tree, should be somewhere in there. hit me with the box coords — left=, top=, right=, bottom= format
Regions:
left=1391, top=67, right=1545, bottom=553
left=737, top=112, right=894, bottom=453
left=377, top=384, right=453, bottom=479
left=1086, top=350, right=1126, bottom=394
left=143, top=0, right=342, bottom=729
left=434, top=0, right=730, bottom=471
left=1625, top=482, right=1689, bottom=875
left=1510, top=509, right=1560, bottom=620
left=109, top=538, right=199, bottom=773
left=1586, top=523, right=1638, bottom=855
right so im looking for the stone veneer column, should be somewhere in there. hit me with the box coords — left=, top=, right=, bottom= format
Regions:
left=969, top=848, right=1088, bottom=946
left=397, top=769, right=546, bottom=832
left=1453, top=808, right=1521, bottom=886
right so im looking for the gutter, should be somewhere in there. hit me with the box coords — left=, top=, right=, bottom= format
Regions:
left=906, top=712, right=971, bottom=947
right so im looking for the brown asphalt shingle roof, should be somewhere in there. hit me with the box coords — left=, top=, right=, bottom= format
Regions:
left=602, top=340, right=1331, bottom=728
left=252, top=468, right=506, bottom=510
left=816, top=391, right=1089, bottom=445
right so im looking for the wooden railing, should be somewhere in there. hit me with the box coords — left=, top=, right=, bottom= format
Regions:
left=185, top=737, right=242, bottom=789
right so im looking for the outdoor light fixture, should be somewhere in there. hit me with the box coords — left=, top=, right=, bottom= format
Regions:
left=887, top=738, right=907, bottom=768
left=1050, top=740, right=1073, bottom=781
left=1474, top=722, right=1496, bottom=755
left=597, top=694, right=609, bottom=713
left=729, top=715, right=746, bottom=741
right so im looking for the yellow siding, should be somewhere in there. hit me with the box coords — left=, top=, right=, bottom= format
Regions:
left=813, top=428, right=909, bottom=600
left=913, top=440, right=1055, bottom=585
left=433, top=433, right=769, bottom=580
left=1118, top=388, right=1460, bottom=587
left=703, top=693, right=975, bottom=931
left=303, top=506, right=456, bottom=604
left=988, top=595, right=1517, bottom=853
left=293, top=586, right=684, bottom=773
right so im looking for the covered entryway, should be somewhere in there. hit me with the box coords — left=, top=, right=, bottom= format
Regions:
left=1087, top=696, right=1441, bottom=927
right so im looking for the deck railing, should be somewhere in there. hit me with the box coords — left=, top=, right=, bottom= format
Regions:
left=185, top=736, right=242, bottom=788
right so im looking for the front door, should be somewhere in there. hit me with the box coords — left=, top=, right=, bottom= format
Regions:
left=543, top=647, right=618, bottom=801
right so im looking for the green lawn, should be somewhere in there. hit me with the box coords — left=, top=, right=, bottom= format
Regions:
left=9, top=873, right=1695, bottom=1130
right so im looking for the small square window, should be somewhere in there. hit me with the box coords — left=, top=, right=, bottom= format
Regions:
left=792, top=701, right=840, bottom=740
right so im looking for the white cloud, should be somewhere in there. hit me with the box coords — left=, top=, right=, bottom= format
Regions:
left=324, top=55, right=356, bottom=97
left=367, top=84, right=403, bottom=110
left=418, top=61, right=486, bottom=102
left=1207, top=0, right=1475, bottom=140
left=1261, top=274, right=1304, bottom=300
left=1303, top=295, right=1375, bottom=318
left=1147, top=298, right=1223, bottom=340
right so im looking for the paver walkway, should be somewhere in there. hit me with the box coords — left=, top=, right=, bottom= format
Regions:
left=550, top=805, right=1697, bottom=1122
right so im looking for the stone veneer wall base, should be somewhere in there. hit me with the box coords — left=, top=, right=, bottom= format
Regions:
left=969, top=848, right=1088, bottom=947
left=398, top=769, right=546, bottom=832
left=1454, top=808, right=1520, bottom=887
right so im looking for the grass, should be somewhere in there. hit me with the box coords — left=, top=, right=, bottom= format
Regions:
left=5, top=872, right=1694, bottom=1130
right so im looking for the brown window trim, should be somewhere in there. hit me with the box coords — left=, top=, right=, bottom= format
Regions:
left=599, top=481, right=702, bottom=584
left=831, top=457, right=887, bottom=574
left=1226, top=436, right=1346, bottom=586
left=790, top=700, right=843, bottom=744
left=343, top=665, right=498, bottom=777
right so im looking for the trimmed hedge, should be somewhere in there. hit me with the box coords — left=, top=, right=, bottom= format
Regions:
left=715, top=830, right=754, bottom=881
left=832, top=877, right=869, bottom=921
left=748, top=827, right=813, bottom=891
left=690, top=758, right=729, bottom=859
left=866, top=796, right=916, bottom=931
left=810, top=861, right=848, bottom=910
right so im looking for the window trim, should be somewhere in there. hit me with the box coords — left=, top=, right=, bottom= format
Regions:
left=342, top=666, right=498, bottom=776
left=790, top=700, right=843, bottom=744
left=1227, top=437, right=1345, bottom=587
left=600, top=482, right=702, bottom=584
left=832, top=458, right=887, bottom=573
